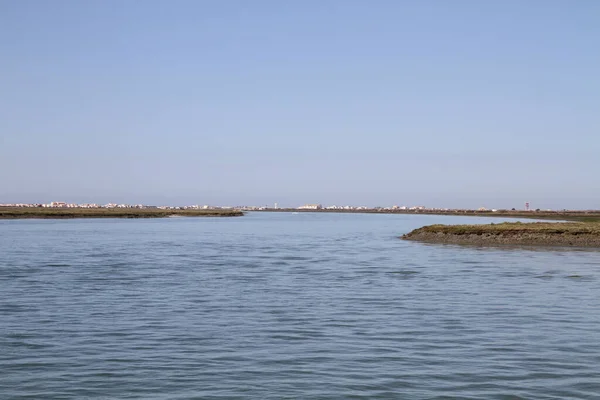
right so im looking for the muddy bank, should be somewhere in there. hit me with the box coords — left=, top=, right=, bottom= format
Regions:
left=401, top=222, right=600, bottom=247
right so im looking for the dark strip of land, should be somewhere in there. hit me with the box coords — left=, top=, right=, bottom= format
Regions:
left=402, top=221, right=600, bottom=247
left=0, top=207, right=243, bottom=219
left=259, top=208, right=600, bottom=222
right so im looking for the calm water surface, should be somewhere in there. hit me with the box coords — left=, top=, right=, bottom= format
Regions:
left=1, top=212, right=600, bottom=399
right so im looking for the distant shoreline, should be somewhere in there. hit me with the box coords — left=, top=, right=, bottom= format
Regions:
left=256, top=208, right=600, bottom=222
left=0, top=207, right=243, bottom=219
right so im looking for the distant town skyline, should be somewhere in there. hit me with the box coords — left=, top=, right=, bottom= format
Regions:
left=0, top=199, right=582, bottom=213
left=2, top=2, right=599, bottom=210
left=0, top=197, right=593, bottom=212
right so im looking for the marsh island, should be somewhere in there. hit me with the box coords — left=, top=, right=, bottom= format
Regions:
left=0, top=207, right=243, bottom=219
left=402, top=221, right=600, bottom=247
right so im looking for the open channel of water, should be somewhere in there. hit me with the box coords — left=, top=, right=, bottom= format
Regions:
left=1, top=212, right=599, bottom=399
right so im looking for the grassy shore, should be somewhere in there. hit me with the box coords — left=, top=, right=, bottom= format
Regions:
left=402, top=221, right=600, bottom=247
left=0, top=207, right=243, bottom=219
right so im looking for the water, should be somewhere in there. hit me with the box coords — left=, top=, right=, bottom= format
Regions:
left=1, top=212, right=600, bottom=399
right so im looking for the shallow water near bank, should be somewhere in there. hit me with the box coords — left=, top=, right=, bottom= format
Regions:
left=1, top=212, right=600, bottom=399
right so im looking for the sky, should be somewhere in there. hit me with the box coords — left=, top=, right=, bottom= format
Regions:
left=1, top=0, right=599, bottom=209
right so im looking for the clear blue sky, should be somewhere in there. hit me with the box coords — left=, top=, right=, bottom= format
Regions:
left=1, top=0, right=599, bottom=209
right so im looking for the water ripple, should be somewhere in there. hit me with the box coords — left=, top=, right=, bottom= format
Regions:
left=1, top=213, right=600, bottom=399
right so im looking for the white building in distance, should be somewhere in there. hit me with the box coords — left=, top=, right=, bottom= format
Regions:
left=298, top=204, right=322, bottom=210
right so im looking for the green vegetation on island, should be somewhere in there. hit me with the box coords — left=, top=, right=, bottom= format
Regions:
left=0, top=207, right=243, bottom=219
left=402, top=221, right=600, bottom=247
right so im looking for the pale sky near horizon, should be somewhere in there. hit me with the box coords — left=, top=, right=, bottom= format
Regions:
left=1, top=1, right=599, bottom=209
